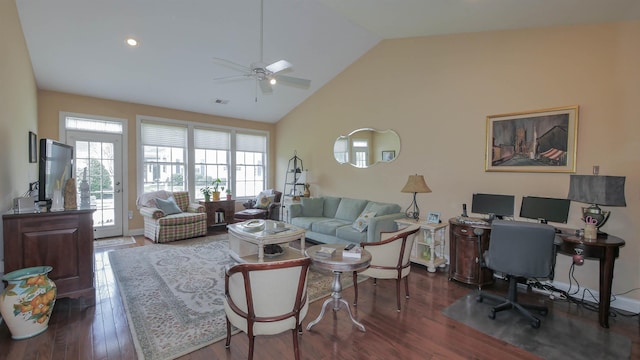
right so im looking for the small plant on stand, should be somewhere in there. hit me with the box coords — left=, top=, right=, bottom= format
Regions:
left=200, top=186, right=212, bottom=202
left=212, top=178, right=222, bottom=200
left=226, top=187, right=232, bottom=200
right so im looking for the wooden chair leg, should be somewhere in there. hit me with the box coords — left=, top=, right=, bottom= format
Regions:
left=292, top=328, right=301, bottom=360
left=248, top=336, right=255, bottom=360
left=225, top=317, right=231, bottom=348
left=396, top=278, right=402, bottom=311
left=404, top=275, right=410, bottom=299
left=353, top=271, right=358, bottom=306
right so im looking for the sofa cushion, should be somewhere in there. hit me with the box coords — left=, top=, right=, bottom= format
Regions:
left=352, top=211, right=376, bottom=232
left=364, top=202, right=401, bottom=217
left=172, top=191, right=190, bottom=212
left=336, top=225, right=368, bottom=243
left=312, top=219, right=352, bottom=236
left=334, top=198, right=368, bottom=222
left=291, top=216, right=328, bottom=230
left=322, top=196, right=342, bottom=218
left=254, top=193, right=275, bottom=209
left=156, top=196, right=182, bottom=215
left=301, top=197, right=324, bottom=217
left=157, top=211, right=207, bottom=226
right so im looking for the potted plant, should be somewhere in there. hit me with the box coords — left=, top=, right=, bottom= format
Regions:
left=212, top=178, right=222, bottom=201
left=225, top=187, right=232, bottom=200
left=200, top=186, right=212, bottom=202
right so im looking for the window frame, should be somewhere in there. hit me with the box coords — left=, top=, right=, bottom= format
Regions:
left=136, top=115, right=269, bottom=201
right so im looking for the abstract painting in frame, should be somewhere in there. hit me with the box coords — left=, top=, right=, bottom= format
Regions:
left=485, top=105, right=578, bottom=173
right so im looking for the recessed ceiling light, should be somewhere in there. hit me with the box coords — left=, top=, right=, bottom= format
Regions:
left=126, top=38, right=138, bottom=47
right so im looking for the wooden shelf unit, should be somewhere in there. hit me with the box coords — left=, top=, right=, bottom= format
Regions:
left=396, top=218, right=448, bottom=272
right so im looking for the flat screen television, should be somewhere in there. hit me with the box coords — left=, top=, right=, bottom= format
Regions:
left=471, top=193, right=515, bottom=219
left=520, top=196, right=571, bottom=224
left=39, top=139, right=74, bottom=205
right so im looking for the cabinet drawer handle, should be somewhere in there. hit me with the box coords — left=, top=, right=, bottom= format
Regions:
left=460, top=229, right=468, bottom=233
left=475, top=257, right=479, bottom=263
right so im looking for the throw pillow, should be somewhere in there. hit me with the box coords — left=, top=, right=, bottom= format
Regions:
left=352, top=211, right=377, bottom=232
left=156, top=196, right=182, bottom=215
left=301, top=197, right=324, bottom=217
left=254, top=193, right=275, bottom=209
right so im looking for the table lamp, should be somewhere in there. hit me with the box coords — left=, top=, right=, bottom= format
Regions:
left=567, top=174, right=626, bottom=234
left=401, top=174, right=432, bottom=220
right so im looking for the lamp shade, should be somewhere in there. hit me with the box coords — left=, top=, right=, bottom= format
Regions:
left=401, top=175, right=431, bottom=193
left=567, top=175, right=626, bottom=206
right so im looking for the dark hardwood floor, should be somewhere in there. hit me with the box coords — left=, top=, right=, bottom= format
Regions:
left=1, top=233, right=638, bottom=360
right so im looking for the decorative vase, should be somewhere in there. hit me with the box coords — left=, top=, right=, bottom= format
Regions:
left=212, top=192, right=221, bottom=201
left=226, top=194, right=232, bottom=200
left=50, top=190, right=64, bottom=211
left=0, top=266, right=57, bottom=340
left=204, top=193, right=211, bottom=202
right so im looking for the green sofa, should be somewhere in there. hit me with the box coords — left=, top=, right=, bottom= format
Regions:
left=289, top=196, right=405, bottom=245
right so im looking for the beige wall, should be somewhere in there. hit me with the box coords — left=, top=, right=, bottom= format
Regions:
left=277, top=22, right=640, bottom=302
left=0, top=0, right=39, bottom=276
left=38, top=90, right=276, bottom=231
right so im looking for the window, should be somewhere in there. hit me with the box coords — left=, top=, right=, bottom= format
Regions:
left=194, top=128, right=230, bottom=196
left=138, top=117, right=268, bottom=200
left=352, top=139, right=369, bottom=168
left=235, top=132, right=266, bottom=197
left=140, top=122, right=187, bottom=192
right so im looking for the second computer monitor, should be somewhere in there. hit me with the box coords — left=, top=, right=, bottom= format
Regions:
left=471, top=193, right=515, bottom=219
left=520, top=196, right=571, bottom=224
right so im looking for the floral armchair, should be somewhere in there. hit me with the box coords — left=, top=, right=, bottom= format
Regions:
left=137, top=190, right=207, bottom=243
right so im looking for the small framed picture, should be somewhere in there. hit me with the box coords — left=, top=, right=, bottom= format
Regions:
left=29, top=131, right=37, bottom=163
left=381, top=150, right=395, bottom=161
left=427, top=211, right=441, bottom=224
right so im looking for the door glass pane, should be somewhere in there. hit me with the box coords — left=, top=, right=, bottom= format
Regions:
left=75, top=140, right=115, bottom=228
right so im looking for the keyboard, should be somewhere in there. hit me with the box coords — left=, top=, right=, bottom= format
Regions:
left=456, top=216, right=490, bottom=226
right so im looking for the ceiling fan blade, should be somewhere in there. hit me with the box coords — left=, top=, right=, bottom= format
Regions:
left=212, top=57, right=252, bottom=73
left=213, top=74, right=252, bottom=81
left=265, top=59, right=292, bottom=74
left=259, top=79, right=273, bottom=94
left=276, top=75, right=311, bottom=89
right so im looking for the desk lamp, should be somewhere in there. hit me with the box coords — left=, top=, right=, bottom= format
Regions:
left=567, top=174, right=626, bottom=234
left=401, top=174, right=431, bottom=220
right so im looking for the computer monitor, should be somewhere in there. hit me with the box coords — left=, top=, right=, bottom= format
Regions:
left=520, top=196, right=571, bottom=224
left=471, top=193, right=515, bottom=219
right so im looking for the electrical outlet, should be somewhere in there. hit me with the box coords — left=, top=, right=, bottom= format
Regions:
left=128, top=210, right=133, bottom=220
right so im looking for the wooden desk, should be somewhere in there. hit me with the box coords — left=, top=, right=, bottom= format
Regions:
left=448, top=218, right=626, bottom=328
left=556, top=232, right=625, bottom=328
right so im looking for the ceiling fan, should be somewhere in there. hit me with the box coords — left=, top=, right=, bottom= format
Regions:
left=212, top=0, right=311, bottom=100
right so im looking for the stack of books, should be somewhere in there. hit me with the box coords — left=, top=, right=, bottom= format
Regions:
left=342, top=246, right=362, bottom=259
left=315, top=247, right=336, bottom=257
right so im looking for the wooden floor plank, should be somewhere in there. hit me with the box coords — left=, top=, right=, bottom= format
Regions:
left=0, top=233, right=637, bottom=360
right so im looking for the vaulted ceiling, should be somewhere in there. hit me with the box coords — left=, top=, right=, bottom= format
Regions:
left=16, top=0, right=640, bottom=123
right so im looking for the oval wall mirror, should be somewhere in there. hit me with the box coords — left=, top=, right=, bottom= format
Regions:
left=333, top=128, right=400, bottom=168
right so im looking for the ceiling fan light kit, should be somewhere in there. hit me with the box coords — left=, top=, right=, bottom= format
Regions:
left=212, top=0, right=311, bottom=100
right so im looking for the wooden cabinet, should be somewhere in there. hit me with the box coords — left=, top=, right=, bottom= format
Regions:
left=200, top=200, right=235, bottom=227
left=3, top=209, right=96, bottom=305
left=448, top=218, right=493, bottom=287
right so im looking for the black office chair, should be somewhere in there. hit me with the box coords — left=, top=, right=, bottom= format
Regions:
left=476, top=220, right=556, bottom=328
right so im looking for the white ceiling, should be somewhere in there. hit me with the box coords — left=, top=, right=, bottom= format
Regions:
left=16, top=0, right=640, bottom=123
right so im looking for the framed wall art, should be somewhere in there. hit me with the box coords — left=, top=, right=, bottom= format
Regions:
left=485, top=105, right=578, bottom=173
left=426, top=211, right=440, bottom=224
left=29, top=131, right=37, bottom=163
left=382, top=150, right=395, bottom=161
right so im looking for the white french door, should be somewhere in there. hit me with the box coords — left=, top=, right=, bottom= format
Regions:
left=67, top=131, right=124, bottom=239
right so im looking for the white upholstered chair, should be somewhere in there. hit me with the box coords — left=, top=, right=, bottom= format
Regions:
left=353, top=224, right=421, bottom=311
left=224, top=257, right=312, bottom=360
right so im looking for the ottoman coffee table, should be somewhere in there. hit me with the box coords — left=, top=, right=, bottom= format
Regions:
left=228, top=220, right=306, bottom=263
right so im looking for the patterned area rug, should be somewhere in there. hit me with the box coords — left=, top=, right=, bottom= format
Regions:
left=108, top=235, right=362, bottom=360
left=443, top=293, right=631, bottom=360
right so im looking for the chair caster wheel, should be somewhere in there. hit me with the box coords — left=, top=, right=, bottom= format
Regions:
left=531, top=319, right=541, bottom=328
left=488, top=310, right=496, bottom=320
left=476, top=295, right=483, bottom=303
